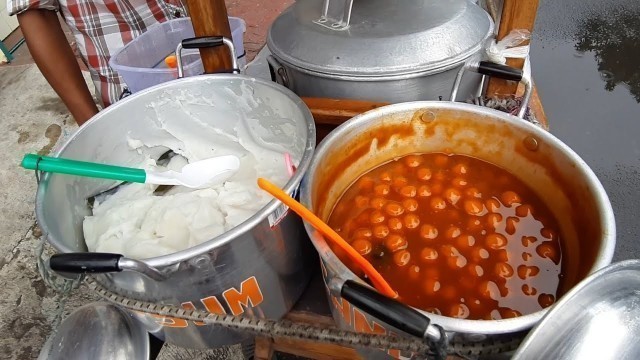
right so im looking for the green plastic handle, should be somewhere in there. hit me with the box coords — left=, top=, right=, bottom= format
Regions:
left=21, top=154, right=147, bottom=183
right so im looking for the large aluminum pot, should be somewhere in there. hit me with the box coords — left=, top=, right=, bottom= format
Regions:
left=299, top=64, right=615, bottom=358
left=37, top=74, right=317, bottom=349
left=267, top=0, right=494, bottom=103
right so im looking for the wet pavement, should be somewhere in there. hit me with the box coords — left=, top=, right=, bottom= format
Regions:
left=532, top=0, right=640, bottom=261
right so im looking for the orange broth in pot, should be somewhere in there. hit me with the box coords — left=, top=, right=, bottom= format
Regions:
left=328, top=153, right=563, bottom=320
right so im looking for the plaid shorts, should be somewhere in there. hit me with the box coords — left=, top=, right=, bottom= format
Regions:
left=8, top=0, right=186, bottom=107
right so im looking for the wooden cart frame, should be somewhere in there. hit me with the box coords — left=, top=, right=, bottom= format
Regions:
left=182, top=0, right=546, bottom=358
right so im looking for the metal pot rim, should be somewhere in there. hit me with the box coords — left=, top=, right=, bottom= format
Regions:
left=300, top=101, right=616, bottom=334
left=36, top=74, right=316, bottom=267
left=266, top=27, right=493, bottom=79
left=268, top=50, right=479, bottom=81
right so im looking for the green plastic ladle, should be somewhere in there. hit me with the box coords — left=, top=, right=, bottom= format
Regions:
left=21, top=153, right=240, bottom=189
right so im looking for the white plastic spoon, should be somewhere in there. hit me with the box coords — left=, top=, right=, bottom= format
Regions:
left=21, top=153, right=240, bottom=189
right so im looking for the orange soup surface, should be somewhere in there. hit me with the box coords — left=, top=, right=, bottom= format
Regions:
left=328, top=153, right=563, bottom=320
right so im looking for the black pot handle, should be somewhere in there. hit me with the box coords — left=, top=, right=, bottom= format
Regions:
left=182, top=36, right=225, bottom=49
left=175, top=36, right=239, bottom=78
left=475, top=61, right=523, bottom=82
left=341, top=280, right=434, bottom=340
left=50, top=253, right=122, bottom=273
left=49, top=253, right=167, bottom=281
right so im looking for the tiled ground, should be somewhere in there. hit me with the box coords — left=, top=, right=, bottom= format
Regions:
left=226, top=0, right=293, bottom=61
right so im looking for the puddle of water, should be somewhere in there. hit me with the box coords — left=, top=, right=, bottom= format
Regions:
left=574, top=9, right=640, bottom=102
left=533, top=0, right=640, bottom=260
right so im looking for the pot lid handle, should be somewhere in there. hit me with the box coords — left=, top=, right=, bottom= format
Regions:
left=313, top=0, right=354, bottom=30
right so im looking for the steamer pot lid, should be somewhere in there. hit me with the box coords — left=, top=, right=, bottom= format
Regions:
left=267, top=0, right=494, bottom=77
left=38, top=302, right=150, bottom=360
left=513, top=260, right=640, bottom=359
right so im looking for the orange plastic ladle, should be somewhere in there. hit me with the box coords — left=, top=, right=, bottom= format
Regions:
left=257, top=178, right=397, bottom=298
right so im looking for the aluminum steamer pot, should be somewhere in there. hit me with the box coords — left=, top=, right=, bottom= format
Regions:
left=39, top=37, right=317, bottom=349
left=299, top=63, right=616, bottom=358
left=267, top=0, right=494, bottom=103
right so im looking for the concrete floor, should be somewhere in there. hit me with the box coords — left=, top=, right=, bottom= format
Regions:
left=0, top=65, right=99, bottom=359
left=0, top=1, right=293, bottom=359
left=0, top=62, right=284, bottom=360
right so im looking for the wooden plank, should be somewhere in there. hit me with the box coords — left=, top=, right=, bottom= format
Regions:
left=254, top=337, right=275, bottom=360
left=305, top=92, right=547, bottom=143
left=303, top=97, right=389, bottom=143
left=486, top=0, right=540, bottom=96
left=302, top=97, right=389, bottom=126
left=272, top=337, right=363, bottom=360
left=184, top=0, right=233, bottom=73
left=253, top=311, right=363, bottom=360
left=285, top=310, right=336, bottom=326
